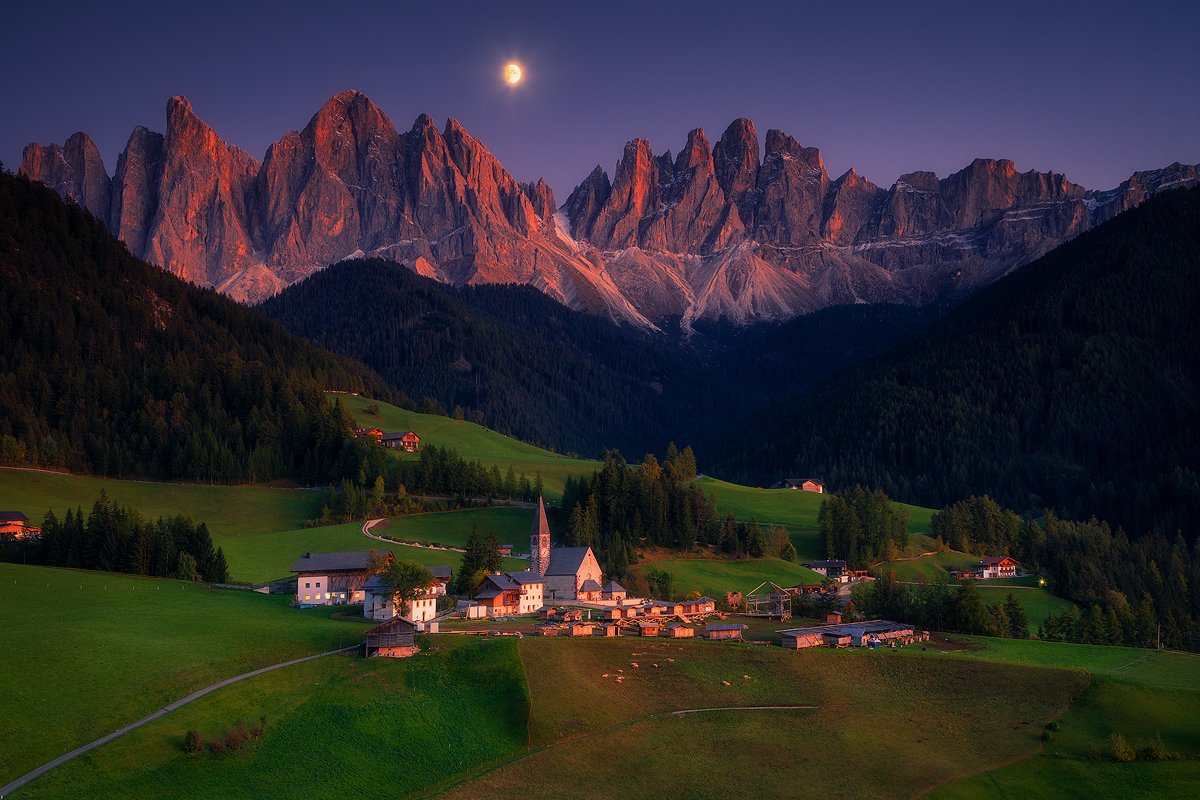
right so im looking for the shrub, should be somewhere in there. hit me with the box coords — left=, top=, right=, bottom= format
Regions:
left=1138, top=735, right=1173, bottom=761
left=183, top=729, right=204, bottom=755
left=1110, top=734, right=1136, bottom=762
left=208, top=738, right=226, bottom=757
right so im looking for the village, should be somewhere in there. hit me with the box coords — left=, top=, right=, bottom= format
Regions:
left=289, top=497, right=946, bottom=659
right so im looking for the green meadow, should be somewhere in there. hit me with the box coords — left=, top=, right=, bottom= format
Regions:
left=370, top=506, right=533, bottom=549
left=0, top=563, right=370, bottom=787
left=14, top=637, right=528, bottom=800
left=336, top=393, right=602, bottom=500
left=928, top=638, right=1200, bottom=799
left=0, top=468, right=322, bottom=538
left=212, top=521, right=525, bottom=584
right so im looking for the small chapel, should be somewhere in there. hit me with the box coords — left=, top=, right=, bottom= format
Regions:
left=529, top=496, right=604, bottom=601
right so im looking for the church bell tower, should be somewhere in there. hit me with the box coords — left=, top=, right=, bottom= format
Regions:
left=530, top=496, right=551, bottom=576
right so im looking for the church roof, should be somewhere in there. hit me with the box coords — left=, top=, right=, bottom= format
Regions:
left=546, top=546, right=594, bottom=576
left=531, top=496, right=550, bottom=540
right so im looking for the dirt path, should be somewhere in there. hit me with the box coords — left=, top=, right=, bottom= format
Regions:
left=0, top=645, right=359, bottom=798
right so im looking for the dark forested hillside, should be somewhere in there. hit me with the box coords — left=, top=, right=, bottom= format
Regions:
left=259, top=260, right=935, bottom=458
left=713, top=187, right=1200, bottom=539
left=0, top=171, right=396, bottom=483
left=258, top=259, right=731, bottom=457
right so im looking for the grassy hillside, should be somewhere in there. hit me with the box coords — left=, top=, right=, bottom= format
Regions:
left=0, top=468, right=323, bottom=538
left=212, top=522, right=526, bottom=584
left=637, top=556, right=824, bottom=598
left=337, top=393, right=601, bottom=501
left=436, top=637, right=1084, bottom=799
left=695, top=476, right=936, bottom=560
left=0, top=563, right=370, bottom=786
left=369, top=507, right=533, bottom=548
left=929, top=639, right=1200, bottom=799
left=14, top=638, right=528, bottom=800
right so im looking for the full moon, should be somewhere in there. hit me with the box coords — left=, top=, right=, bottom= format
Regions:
left=503, top=62, right=523, bottom=85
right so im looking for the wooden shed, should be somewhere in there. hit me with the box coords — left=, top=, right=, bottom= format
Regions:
left=603, top=623, right=620, bottom=637
left=705, top=623, right=747, bottom=641
left=563, top=622, right=593, bottom=637
left=667, top=624, right=694, bottom=639
left=780, top=631, right=825, bottom=649
left=365, top=617, right=418, bottom=658
left=638, top=621, right=661, bottom=637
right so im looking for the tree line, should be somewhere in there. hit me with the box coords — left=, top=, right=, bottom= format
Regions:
left=817, top=486, right=911, bottom=567
left=1, top=491, right=229, bottom=583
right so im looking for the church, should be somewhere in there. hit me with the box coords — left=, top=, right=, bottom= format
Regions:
left=529, top=497, right=604, bottom=601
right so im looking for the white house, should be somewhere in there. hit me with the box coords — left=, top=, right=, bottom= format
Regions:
left=361, top=575, right=440, bottom=623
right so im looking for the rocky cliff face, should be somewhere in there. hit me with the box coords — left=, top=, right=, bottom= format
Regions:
left=19, top=94, right=1199, bottom=329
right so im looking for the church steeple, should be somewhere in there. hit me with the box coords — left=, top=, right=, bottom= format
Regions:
left=530, top=496, right=551, bottom=576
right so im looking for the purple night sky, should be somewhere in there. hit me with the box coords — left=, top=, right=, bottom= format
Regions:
left=4, top=0, right=1198, bottom=199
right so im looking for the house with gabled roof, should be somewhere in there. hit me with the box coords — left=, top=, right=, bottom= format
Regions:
left=602, top=581, right=626, bottom=602
left=777, top=478, right=825, bottom=493
left=473, top=570, right=545, bottom=616
left=292, top=551, right=389, bottom=607
left=0, top=511, right=39, bottom=540
left=381, top=431, right=420, bottom=452
left=361, top=574, right=440, bottom=624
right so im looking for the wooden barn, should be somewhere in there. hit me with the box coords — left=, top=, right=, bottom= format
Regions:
left=667, top=624, right=695, bottom=639
left=603, top=623, right=620, bottom=637
left=780, top=631, right=825, bottom=649
left=705, top=623, right=747, bottom=641
left=365, top=617, right=418, bottom=658
left=778, top=477, right=825, bottom=493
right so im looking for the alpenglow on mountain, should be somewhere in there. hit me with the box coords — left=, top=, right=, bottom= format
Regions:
left=21, top=90, right=1199, bottom=329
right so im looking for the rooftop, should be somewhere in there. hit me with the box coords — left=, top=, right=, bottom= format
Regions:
left=546, top=546, right=593, bottom=576
left=291, top=551, right=376, bottom=573
left=0, top=511, right=29, bottom=522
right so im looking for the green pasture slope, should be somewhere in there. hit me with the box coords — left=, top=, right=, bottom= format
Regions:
left=335, top=393, right=602, bottom=501
left=214, top=522, right=526, bottom=584
left=639, top=556, right=825, bottom=598
left=0, top=468, right=322, bottom=538
left=371, top=507, right=533, bottom=549
left=693, top=475, right=936, bottom=560
left=0, top=563, right=371, bottom=788
left=437, top=637, right=1085, bottom=800
left=929, top=639, right=1200, bottom=799
left=14, top=637, right=528, bottom=800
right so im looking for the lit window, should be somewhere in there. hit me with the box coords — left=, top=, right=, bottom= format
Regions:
left=305, top=595, right=311, bottom=600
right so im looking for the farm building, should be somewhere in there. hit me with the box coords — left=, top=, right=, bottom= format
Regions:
left=706, top=623, right=748, bottom=641
left=603, top=623, right=620, bottom=637
left=428, top=566, right=452, bottom=595
left=528, top=497, right=604, bottom=601
left=604, top=607, right=624, bottom=620
left=537, top=625, right=558, bottom=636
left=777, top=478, right=824, bottom=493
left=668, top=624, right=695, bottom=639
left=473, top=571, right=545, bottom=616
left=495, top=543, right=514, bottom=557
left=563, top=622, right=593, bottom=637
left=292, top=551, right=389, bottom=607
left=354, top=427, right=384, bottom=443
left=638, top=620, right=661, bottom=636
left=602, top=581, right=627, bottom=601
left=578, top=579, right=603, bottom=602
left=365, top=617, right=418, bottom=658
left=681, top=596, right=717, bottom=615
left=953, top=556, right=1021, bottom=580
left=0, top=511, right=39, bottom=540
left=382, top=431, right=420, bottom=452
left=778, top=620, right=925, bottom=649
left=360, top=574, right=440, bottom=624
left=805, top=559, right=849, bottom=583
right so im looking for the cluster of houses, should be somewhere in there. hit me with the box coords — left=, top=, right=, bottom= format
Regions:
left=295, top=498, right=936, bottom=659
left=0, top=511, right=40, bottom=541
left=354, top=427, right=421, bottom=453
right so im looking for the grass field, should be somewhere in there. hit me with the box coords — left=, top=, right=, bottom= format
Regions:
left=0, top=563, right=371, bottom=787
left=336, top=393, right=602, bottom=501
left=928, top=638, right=1200, bottom=799
left=14, top=637, right=529, bottom=799
left=975, top=586, right=1079, bottom=633
left=694, top=476, right=936, bottom=560
left=873, top=551, right=982, bottom=581
left=370, top=507, right=533, bottom=549
left=638, top=555, right=824, bottom=598
left=212, top=522, right=526, bottom=584
left=435, top=637, right=1085, bottom=799
left=0, top=468, right=323, bottom=538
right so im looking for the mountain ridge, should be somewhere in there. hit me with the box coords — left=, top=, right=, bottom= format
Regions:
left=20, top=91, right=1199, bottom=327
